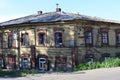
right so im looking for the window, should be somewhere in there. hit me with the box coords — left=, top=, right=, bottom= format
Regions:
left=85, top=31, right=93, bottom=46
left=0, top=33, right=3, bottom=48
left=100, top=53, right=110, bottom=61
left=55, top=56, right=67, bottom=70
left=101, top=32, right=108, bottom=45
left=22, top=58, right=29, bottom=69
left=8, top=33, right=17, bottom=48
left=100, top=28, right=109, bottom=46
left=115, top=29, right=120, bottom=46
left=0, top=58, right=3, bottom=68
left=38, top=33, right=46, bottom=45
left=21, top=33, right=29, bottom=46
left=55, top=32, right=63, bottom=46
left=85, top=54, right=94, bottom=63
left=84, top=27, right=93, bottom=46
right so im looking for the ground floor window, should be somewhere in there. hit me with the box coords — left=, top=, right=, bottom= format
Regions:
left=21, top=58, right=30, bottom=69
left=55, top=56, right=67, bottom=70
left=100, top=53, right=110, bottom=61
left=84, top=54, right=94, bottom=63
left=0, top=58, right=3, bottom=68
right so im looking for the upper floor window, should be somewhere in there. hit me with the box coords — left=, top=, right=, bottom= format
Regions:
left=37, top=28, right=47, bottom=46
left=115, top=29, right=120, bottom=46
left=21, top=32, right=29, bottom=46
left=38, top=33, right=46, bottom=45
left=55, top=32, right=63, bottom=47
left=54, top=28, right=64, bottom=47
left=0, top=33, right=3, bottom=48
left=8, top=32, right=17, bottom=48
left=100, top=28, right=109, bottom=45
left=84, top=27, right=93, bottom=46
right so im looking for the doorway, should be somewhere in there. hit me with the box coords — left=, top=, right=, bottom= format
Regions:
left=39, top=58, right=46, bottom=71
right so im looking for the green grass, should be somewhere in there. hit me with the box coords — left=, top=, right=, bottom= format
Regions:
left=75, top=58, right=120, bottom=71
left=0, top=70, right=36, bottom=76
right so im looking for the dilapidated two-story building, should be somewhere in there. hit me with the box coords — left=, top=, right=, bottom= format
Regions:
left=0, top=8, right=120, bottom=71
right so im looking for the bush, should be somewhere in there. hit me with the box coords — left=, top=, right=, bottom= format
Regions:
left=75, top=58, right=120, bottom=71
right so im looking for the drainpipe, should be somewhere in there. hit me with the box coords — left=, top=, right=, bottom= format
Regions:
left=17, top=29, right=20, bottom=70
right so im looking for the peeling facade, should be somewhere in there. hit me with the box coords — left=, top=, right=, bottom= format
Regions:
left=0, top=8, right=120, bottom=71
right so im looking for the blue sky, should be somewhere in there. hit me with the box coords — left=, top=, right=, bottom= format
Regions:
left=0, top=0, right=120, bottom=22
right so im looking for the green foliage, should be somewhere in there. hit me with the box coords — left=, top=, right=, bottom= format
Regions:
left=75, top=58, right=120, bottom=71
left=0, top=70, right=36, bottom=76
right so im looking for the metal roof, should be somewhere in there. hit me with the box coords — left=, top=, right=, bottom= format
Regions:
left=0, top=11, right=120, bottom=26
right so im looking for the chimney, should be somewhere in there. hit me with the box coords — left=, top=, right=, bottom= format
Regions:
left=56, top=8, right=61, bottom=12
left=37, top=11, right=42, bottom=15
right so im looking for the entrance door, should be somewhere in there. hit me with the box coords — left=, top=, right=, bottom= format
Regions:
left=39, top=58, right=46, bottom=71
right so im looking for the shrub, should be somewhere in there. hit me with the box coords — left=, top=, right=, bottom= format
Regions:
left=75, top=58, right=120, bottom=71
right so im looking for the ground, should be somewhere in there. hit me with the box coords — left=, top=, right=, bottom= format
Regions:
left=0, top=67, right=120, bottom=80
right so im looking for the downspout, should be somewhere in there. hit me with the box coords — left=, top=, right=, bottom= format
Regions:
left=17, top=28, right=20, bottom=70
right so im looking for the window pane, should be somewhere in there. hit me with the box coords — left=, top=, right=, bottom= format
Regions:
left=85, top=32, right=93, bottom=45
left=21, top=33, right=29, bottom=46
left=38, top=33, right=45, bottom=45
left=102, top=32, right=108, bottom=44
left=55, top=33, right=62, bottom=46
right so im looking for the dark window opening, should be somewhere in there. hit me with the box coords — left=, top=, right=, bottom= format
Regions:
left=22, top=58, right=29, bottom=69
left=38, top=33, right=46, bottom=45
left=21, top=33, right=29, bottom=46
left=55, top=32, right=63, bottom=46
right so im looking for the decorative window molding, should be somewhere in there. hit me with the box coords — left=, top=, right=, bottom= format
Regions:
left=20, top=54, right=30, bottom=69
left=54, top=28, right=64, bottom=47
left=115, top=29, right=120, bottom=46
left=7, top=54, right=16, bottom=69
left=37, top=28, right=47, bottom=46
left=21, top=32, right=29, bottom=46
left=100, top=28, right=109, bottom=46
left=84, top=27, right=93, bottom=46
left=55, top=56, right=67, bottom=69
left=8, top=32, right=17, bottom=48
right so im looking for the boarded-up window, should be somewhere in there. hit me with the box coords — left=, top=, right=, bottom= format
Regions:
left=55, top=56, right=67, bottom=70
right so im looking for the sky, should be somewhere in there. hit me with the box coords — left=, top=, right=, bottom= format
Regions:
left=0, top=0, right=120, bottom=22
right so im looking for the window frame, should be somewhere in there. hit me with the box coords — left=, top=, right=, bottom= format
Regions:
left=54, top=31, right=63, bottom=47
left=115, top=29, right=120, bottom=46
left=100, top=28, right=109, bottom=46
left=84, top=27, right=93, bottom=47
left=8, top=32, right=17, bottom=48
left=0, top=33, right=3, bottom=48
left=21, top=32, right=29, bottom=46
left=38, top=32, right=46, bottom=46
